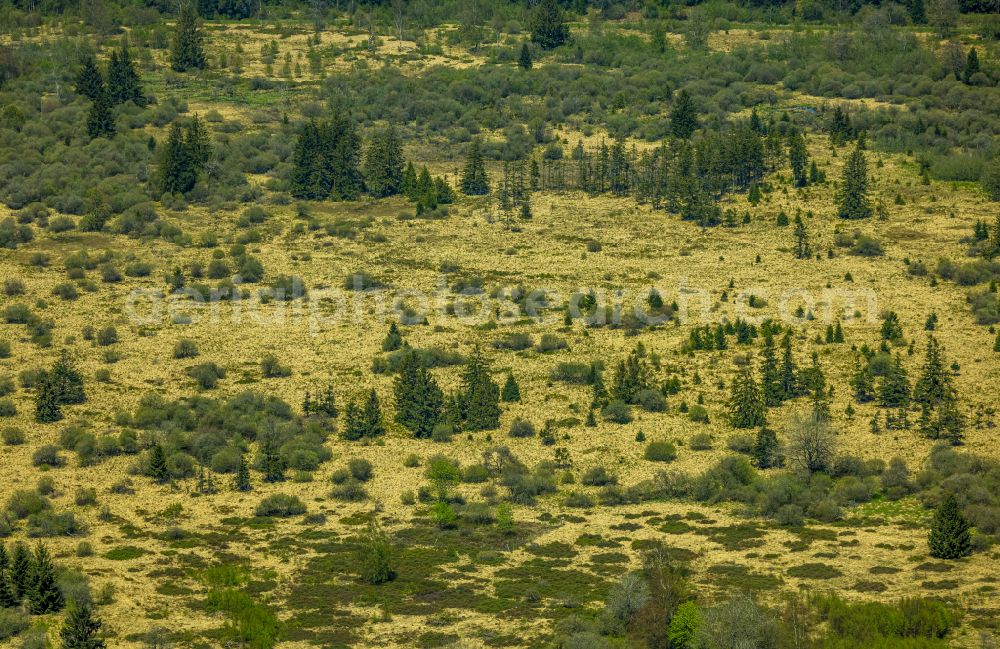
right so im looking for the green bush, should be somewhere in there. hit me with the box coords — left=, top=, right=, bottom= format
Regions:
left=644, top=441, right=677, bottom=462
left=254, top=493, right=306, bottom=517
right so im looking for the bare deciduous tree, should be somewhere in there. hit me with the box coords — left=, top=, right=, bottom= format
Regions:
left=786, top=411, right=837, bottom=474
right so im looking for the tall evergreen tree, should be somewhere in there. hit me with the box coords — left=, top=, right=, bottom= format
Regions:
left=518, top=42, right=533, bottom=70
left=86, top=87, right=115, bottom=140
left=158, top=118, right=210, bottom=195
left=394, top=350, right=443, bottom=438
left=928, top=494, right=971, bottom=559
left=107, top=39, right=145, bottom=106
left=460, top=138, right=490, bottom=195
left=9, top=542, right=31, bottom=599
left=60, top=601, right=106, bottom=649
left=779, top=331, right=798, bottom=399
left=963, top=47, right=979, bottom=84
left=913, top=335, right=952, bottom=408
left=751, top=427, right=783, bottom=469
left=850, top=356, right=875, bottom=403
left=234, top=452, right=251, bottom=491
left=878, top=354, right=911, bottom=408
left=364, top=126, right=405, bottom=198
left=459, top=348, right=501, bottom=431
left=362, top=388, right=385, bottom=438
left=760, top=332, right=783, bottom=407
left=787, top=128, right=809, bottom=187
left=529, top=0, right=569, bottom=50
left=170, top=3, right=207, bottom=72
left=26, top=544, right=64, bottom=615
left=728, top=365, right=767, bottom=429
left=148, top=443, right=169, bottom=483
left=792, top=214, right=811, bottom=259
left=837, top=142, right=872, bottom=219
left=0, top=544, right=16, bottom=609
left=75, top=55, right=104, bottom=101
left=402, top=162, right=418, bottom=199
left=670, top=89, right=698, bottom=139
left=291, top=116, right=363, bottom=200
left=35, top=370, right=63, bottom=423
left=259, top=428, right=285, bottom=482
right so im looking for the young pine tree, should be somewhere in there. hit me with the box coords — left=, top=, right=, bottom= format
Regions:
left=170, top=3, right=207, bottom=72
left=837, top=142, right=873, bottom=219
left=364, top=126, right=405, bottom=198
left=86, top=88, right=116, bottom=140
left=928, top=494, right=972, bottom=559
left=518, top=42, right=533, bottom=70
left=107, top=39, right=145, bottom=106
left=460, top=138, right=490, bottom=195
left=501, top=372, right=521, bottom=403
left=9, top=542, right=31, bottom=599
left=393, top=351, right=443, bottom=439
left=234, top=453, right=251, bottom=492
left=75, top=55, right=105, bottom=101
left=728, top=365, right=767, bottom=429
left=34, top=370, right=63, bottom=424
left=459, top=349, right=501, bottom=431
left=787, top=128, right=809, bottom=187
left=60, top=601, right=106, bottom=649
left=27, top=544, right=64, bottom=615
left=760, top=332, right=783, bottom=407
left=148, top=443, right=169, bottom=483
left=792, top=214, right=811, bottom=259
left=670, top=89, right=698, bottom=139
left=529, top=0, right=569, bottom=50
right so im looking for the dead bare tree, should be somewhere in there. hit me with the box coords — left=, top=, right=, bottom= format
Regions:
left=392, top=0, right=406, bottom=52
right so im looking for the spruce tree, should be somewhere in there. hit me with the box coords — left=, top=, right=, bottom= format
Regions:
left=518, top=42, right=533, bottom=70
left=913, top=335, right=951, bottom=409
left=530, top=0, right=569, bottom=50
left=670, top=89, right=698, bottom=139
left=837, top=142, right=873, bottom=219
left=234, top=453, right=251, bottom=491
left=501, top=372, right=521, bottom=403
left=342, top=400, right=365, bottom=441
left=878, top=354, right=911, bottom=408
left=728, top=365, right=767, bottom=429
left=402, top=162, right=418, bottom=200
left=170, top=3, right=207, bottom=72
left=75, top=55, right=105, bottom=101
left=751, top=427, right=783, bottom=469
left=963, top=47, right=979, bottom=84
left=60, top=601, right=106, bottom=649
left=363, top=388, right=385, bottom=438
left=291, top=116, right=363, bottom=200
left=382, top=323, right=403, bottom=352
left=9, top=542, right=31, bottom=599
left=259, top=429, right=285, bottom=481
left=779, top=331, right=798, bottom=399
left=459, top=348, right=501, bottom=431
left=787, top=127, right=809, bottom=187
left=393, top=351, right=443, bottom=438
left=148, top=443, right=169, bottom=483
left=86, top=87, right=115, bottom=140
left=792, top=214, right=811, bottom=259
left=460, top=138, right=490, bottom=195
left=850, top=356, right=875, bottom=403
left=35, top=370, right=63, bottom=424
left=364, top=126, right=405, bottom=198
left=928, top=494, right=972, bottom=559
left=107, top=39, right=145, bottom=106
left=27, top=544, right=64, bottom=615
left=760, top=332, right=783, bottom=407
left=0, top=544, right=16, bottom=609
